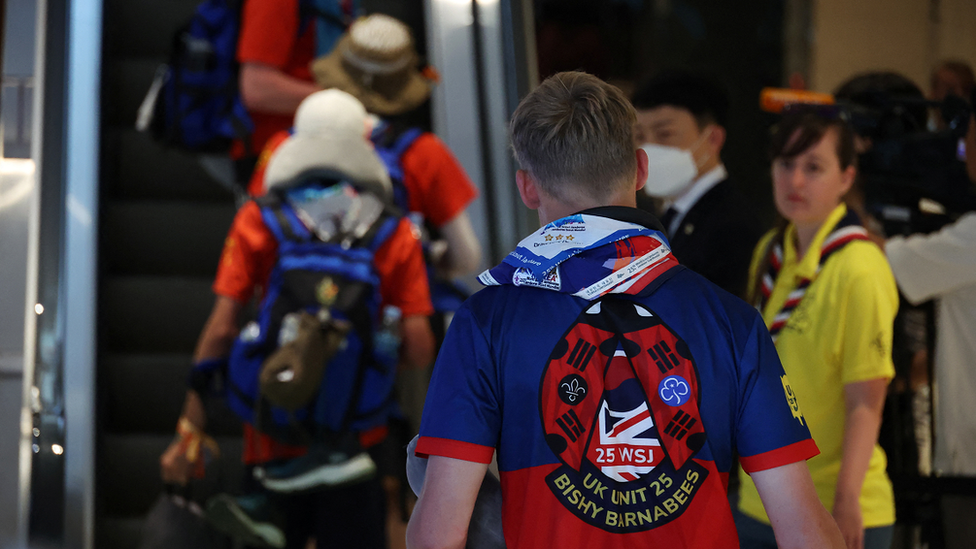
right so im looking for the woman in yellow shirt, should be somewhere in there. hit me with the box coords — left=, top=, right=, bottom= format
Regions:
left=735, top=111, right=897, bottom=549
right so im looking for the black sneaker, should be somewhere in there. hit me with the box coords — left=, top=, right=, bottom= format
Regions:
left=253, top=435, right=377, bottom=493
left=204, top=493, right=285, bottom=548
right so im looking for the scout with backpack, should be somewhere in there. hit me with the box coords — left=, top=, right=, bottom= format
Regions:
left=135, top=0, right=356, bottom=156
left=188, top=90, right=406, bottom=493
left=371, top=121, right=473, bottom=316
left=225, top=182, right=402, bottom=447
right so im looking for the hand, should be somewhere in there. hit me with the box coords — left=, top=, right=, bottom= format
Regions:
left=832, top=495, right=864, bottom=549
left=160, top=438, right=195, bottom=486
left=159, top=416, right=218, bottom=485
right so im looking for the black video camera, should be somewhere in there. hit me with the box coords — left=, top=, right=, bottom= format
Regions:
left=843, top=91, right=976, bottom=236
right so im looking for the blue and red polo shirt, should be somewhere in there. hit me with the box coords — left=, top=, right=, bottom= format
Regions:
left=417, top=207, right=817, bottom=548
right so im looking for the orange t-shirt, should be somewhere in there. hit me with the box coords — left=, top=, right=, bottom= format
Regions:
left=236, top=0, right=315, bottom=156
left=246, top=130, right=291, bottom=197
left=247, top=131, right=479, bottom=228
left=213, top=201, right=434, bottom=463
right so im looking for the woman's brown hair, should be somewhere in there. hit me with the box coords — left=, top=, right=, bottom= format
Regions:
left=768, top=110, right=857, bottom=170
left=746, top=110, right=858, bottom=305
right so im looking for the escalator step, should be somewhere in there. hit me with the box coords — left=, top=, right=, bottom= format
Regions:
left=103, top=0, right=202, bottom=59
left=102, top=57, right=166, bottom=129
left=105, top=128, right=234, bottom=202
left=102, top=200, right=236, bottom=277
left=101, top=353, right=243, bottom=437
left=101, top=276, right=215, bottom=354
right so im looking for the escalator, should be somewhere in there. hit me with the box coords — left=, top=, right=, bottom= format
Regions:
left=96, top=0, right=243, bottom=546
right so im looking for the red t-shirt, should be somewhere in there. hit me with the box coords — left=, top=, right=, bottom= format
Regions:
left=214, top=201, right=434, bottom=463
left=235, top=0, right=315, bottom=156
left=247, top=131, right=479, bottom=227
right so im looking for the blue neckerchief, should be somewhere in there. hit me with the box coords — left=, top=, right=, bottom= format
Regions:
left=503, top=214, right=655, bottom=278
left=479, top=213, right=678, bottom=300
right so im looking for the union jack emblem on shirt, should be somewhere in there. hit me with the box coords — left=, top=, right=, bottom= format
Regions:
left=590, top=397, right=663, bottom=482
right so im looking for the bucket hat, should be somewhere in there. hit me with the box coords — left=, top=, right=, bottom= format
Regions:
left=264, top=89, right=391, bottom=200
left=311, top=14, right=433, bottom=116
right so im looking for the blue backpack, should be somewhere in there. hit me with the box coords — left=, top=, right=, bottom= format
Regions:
left=372, top=125, right=424, bottom=212
left=225, top=184, right=401, bottom=444
left=371, top=124, right=471, bottom=313
left=139, top=0, right=354, bottom=154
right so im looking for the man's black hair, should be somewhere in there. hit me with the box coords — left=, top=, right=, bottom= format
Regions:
left=833, top=71, right=927, bottom=136
left=631, top=70, right=730, bottom=129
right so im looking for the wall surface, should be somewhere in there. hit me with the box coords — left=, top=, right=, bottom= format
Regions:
left=937, top=0, right=976, bottom=72
left=810, top=0, right=930, bottom=93
left=810, top=0, right=976, bottom=94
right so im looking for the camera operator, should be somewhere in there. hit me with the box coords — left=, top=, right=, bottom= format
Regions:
left=878, top=113, right=976, bottom=549
left=929, top=60, right=975, bottom=131
left=830, top=70, right=976, bottom=548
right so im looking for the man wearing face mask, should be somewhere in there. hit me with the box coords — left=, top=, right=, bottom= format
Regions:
left=632, top=70, right=764, bottom=299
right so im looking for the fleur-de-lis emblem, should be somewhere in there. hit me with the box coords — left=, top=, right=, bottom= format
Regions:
left=561, top=377, right=586, bottom=402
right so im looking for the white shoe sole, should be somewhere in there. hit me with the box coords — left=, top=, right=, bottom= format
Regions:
left=257, top=453, right=377, bottom=493
left=205, top=495, right=286, bottom=549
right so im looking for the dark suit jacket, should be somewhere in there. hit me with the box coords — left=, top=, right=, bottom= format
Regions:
left=645, top=179, right=766, bottom=299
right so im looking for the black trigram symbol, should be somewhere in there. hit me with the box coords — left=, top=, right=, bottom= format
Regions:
left=648, top=341, right=680, bottom=374
left=555, top=409, right=585, bottom=442
left=664, top=410, right=697, bottom=441
left=567, top=339, right=597, bottom=372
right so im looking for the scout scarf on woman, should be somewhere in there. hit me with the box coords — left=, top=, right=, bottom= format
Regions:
left=759, top=209, right=869, bottom=340
left=478, top=211, right=680, bottom=300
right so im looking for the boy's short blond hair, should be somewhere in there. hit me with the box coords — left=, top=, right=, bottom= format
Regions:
left=510, top=71, right=637, bottom=203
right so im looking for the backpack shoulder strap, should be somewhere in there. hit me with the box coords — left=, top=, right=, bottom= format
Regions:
left=255, top=194, right=311, bottom=243
left=388, top=127, right=424, bottom=158
left=372, top=127, right=423, bottom=211
left=373, top=126, right=423, bottom=172
left=354, top=211, right=402, bottom=253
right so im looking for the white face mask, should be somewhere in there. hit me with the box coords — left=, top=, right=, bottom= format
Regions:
left=640, top=130, right=711, bottom=198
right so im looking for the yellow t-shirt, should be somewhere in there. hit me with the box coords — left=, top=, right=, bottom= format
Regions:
left=737, top=204, right=897, bottom=528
